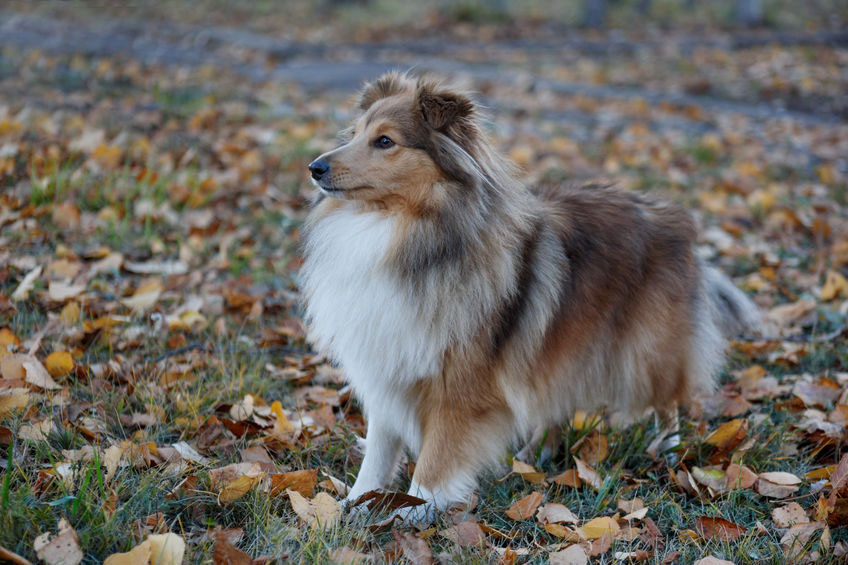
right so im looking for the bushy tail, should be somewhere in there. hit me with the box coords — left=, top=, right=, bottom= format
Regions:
left=702, top=264, right=761, bottom=337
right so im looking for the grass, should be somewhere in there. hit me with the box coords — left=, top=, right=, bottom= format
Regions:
left=1, top=12, right=847, bottom=564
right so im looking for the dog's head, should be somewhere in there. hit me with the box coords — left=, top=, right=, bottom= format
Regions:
left=308, top=72, right=482, bottom=210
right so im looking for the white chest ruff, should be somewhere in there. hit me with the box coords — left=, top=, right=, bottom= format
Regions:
left=301, top=209, right=447, bottom=398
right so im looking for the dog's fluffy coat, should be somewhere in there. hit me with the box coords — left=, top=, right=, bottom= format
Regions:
left=300, top=72, right=759, bottom=518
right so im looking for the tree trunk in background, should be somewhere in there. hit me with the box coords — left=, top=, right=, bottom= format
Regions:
left=583, top=0, right=607, bottom=28
left=737, top=0, right=764, bottom=26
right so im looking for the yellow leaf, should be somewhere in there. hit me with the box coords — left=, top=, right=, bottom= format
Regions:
left=821, top=270, right=848, bottom=302
left=705, top=419, right=747, bottom=450
left=579, top=516, right=620, bottom=540
left=0, top=328, right=20, bottom=354
left=512, top=459, right=546, bottom=484
left=104, top=533, right=185, bottom=565
left=103, top=540, right=151, bottom=565
left=59, top=302, right=81, bottom=325
left=0, top=388, right=29, bottom=418
left=146, top=533, right=185, bottom=565
left=271, top=400, right=293, bottom=436
left=45, top=351, right=74, bottom=378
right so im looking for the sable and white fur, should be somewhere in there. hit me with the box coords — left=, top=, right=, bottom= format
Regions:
left=300, top=72, right=760, bottom=521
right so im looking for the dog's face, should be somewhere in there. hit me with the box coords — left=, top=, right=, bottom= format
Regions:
left=308, top=73, right=477, bottom=210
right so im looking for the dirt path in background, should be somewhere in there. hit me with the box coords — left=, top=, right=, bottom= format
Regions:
left=1, top=11, right=844, bottom=127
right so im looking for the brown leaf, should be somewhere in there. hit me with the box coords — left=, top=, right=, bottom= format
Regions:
left=574, top=457, right=601, bottom=490
left=441, top=521, right=486, bottom=547
left=550, top=469, right=580, bottom=488
left=505, top=491, right=543, bottom=521
left=725, top=464, right=758, bottom=490
left=573, top=431, right=608, bottom=466
left=269, top=469, right=317, bottom=498
left=392, top=530, right=433, bottom=564
left=33, top=518, right=83, bottom=565
left=350, top=490, right=426, bottom=512
left=0, top=545, right=33, bottom=565
left=213, top=531, right=251, bottom=565
left=695, top=516, right=746, bottom=541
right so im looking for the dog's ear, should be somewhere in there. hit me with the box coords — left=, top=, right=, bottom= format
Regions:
left=416, top=83, right=474, bottom=132
left=359, top=72, right=409, bottom=110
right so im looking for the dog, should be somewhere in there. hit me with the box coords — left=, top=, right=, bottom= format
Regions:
left=300, top=71, right=760, bottom=523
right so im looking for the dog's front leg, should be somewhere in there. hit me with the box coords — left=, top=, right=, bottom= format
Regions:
left=397, top=407, right=511, bottom=525
left=346, top=418, right=403, bottom=505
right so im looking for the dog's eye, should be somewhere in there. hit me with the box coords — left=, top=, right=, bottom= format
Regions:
left=374, top=135, right=395, bottom=149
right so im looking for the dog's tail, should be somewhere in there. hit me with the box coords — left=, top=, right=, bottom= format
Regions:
left=701, top=264, right=761, bottom=337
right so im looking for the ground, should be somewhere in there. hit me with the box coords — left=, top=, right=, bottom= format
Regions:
left=1, top=3, right=848, bottom=564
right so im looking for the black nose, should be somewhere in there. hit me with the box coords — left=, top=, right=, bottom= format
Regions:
left=308, top=159, right=330, bottom=181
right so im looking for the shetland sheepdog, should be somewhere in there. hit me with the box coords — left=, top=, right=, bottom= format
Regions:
left=300, top=72, right=759, bottom=522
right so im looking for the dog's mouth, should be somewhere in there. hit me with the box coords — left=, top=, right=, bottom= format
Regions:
left=313, top=179, right=371, bottom=196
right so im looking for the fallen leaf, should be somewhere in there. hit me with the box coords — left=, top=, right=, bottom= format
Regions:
left=33, top=518, right=83, bottom=565
left=441, top=521, right=486, bottom=547
left=209, top=462, right=264, bottom=503
left=213, top=530, right=251, bottom=565
left=725, top=464, right=758, bottom=490
left=329, top=547, right=369, bottom=564
left=287, top=489, right=340, bottom=530
left=695, top=516, right=746, bottom=541
left=11, top=266, right=41, bottom=302
left=121, top=278, right=163, bottom=312
left=48, top=281, right=86, bottom=302
left=269, top=469, right=317, bottom=498
left=45, top=351, right=74, bottom=378
left=537, top=503, right=579, bottom=524
left=705, top=418, right=747, bottom=451
left=821, top=270, right=848, bottom=301
left=573, top=431, right=608, bottom=466
left=757, top=472, right=801, bottom=498
left=0, top=387, right=29, bottom=417
left=574, top=457, right=602, bottom=490
left=550, top=469, right=580, bottom=488
left=544, top=523, right=583, bottom=541
left=693, top=558, right=735, bottom=565
left=19, top=420, right=55, bottom=441
left=579, top=516, right=620, bottom=540
left=505, top=491, right=544, bottom=521
left=549, top=544, right=588, bottom=565
left=772, top=502, right=810, bottom=528
left=512, top=459, right=546, bottom=484
left=0, top=545, right=33, bottom=565
left=1, top=354, right=60, bottom=389
left=103, top=539, right=151, bottom=565
left=392, top=530, right=433, bottom=564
